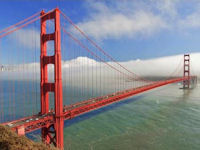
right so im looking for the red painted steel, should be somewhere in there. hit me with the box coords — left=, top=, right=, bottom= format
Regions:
left=0, top=8, right=198, bottom=150
left=40, top=8, right=64, bottom=149
left=54, top=8, right=64, bottom=149
left=183, top=54, right=190, bottom=88
left=4, top=76, right=196, bottom=134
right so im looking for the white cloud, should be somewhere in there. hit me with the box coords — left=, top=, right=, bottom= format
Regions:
left=76, top=10, right=167, bottom=40
left=1, top=53, right=199, bottom=79
left=0, top=53, right=199, bottom=92
left=72, top=1, right=168, bottom=40
left=70, top=1, right=200, bottom=40
left=62, top=56, right=98, bottom=68
left=154, top=0, right=179, bottom=18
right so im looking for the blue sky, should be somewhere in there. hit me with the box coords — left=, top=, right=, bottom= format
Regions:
left=1, top=0, right=200, bottom=61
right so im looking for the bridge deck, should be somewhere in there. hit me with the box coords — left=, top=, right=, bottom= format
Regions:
left=2, top=76, right=196, bottom=134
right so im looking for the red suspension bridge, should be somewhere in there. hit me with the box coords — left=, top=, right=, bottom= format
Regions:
left=0, top=8, right=197, bottom=149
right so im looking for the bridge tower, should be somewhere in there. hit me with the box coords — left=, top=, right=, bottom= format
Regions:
left=40, top=8, right=64, bottom=149
left=183, top=54, right=190, bottom=89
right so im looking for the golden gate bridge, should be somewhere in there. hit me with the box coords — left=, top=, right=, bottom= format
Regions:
left=0, top=8, right=197, bottom=149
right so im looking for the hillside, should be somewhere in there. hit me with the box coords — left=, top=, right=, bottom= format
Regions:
left=0, top=125, right=56, bottom=150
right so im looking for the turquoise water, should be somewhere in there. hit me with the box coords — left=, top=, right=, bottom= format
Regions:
left=1, top=80, right=200, bottom=150
left=63, top=83, right=200, bottom=150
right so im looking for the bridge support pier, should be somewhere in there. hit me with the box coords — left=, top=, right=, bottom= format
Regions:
left=40, top=8, right=64, bottom=149
left=16, top=126, right=25, bottom=136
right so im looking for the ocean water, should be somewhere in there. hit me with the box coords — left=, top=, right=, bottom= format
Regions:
left=1, top=81, right=200, bottom=150
left=62, top=83, right=200, bottom=150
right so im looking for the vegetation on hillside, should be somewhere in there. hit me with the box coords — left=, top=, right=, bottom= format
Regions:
left=0, top=125, right=56, bottom=150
